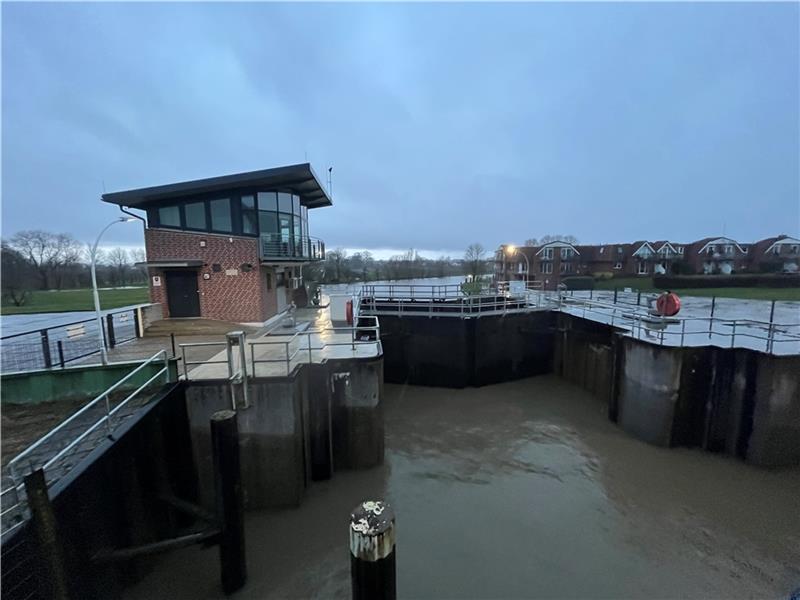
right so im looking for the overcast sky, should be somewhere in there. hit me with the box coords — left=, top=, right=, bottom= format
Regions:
left=3, top=2, right=798, bottom=257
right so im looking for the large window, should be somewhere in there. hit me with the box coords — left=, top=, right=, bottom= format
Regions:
left=210, top=198, right=232, bottom=232
left=241, top=195, right=257, bottom=235
left=185, top=201, right=206, bottom=230
left=158, top=205, right=180, bottom=227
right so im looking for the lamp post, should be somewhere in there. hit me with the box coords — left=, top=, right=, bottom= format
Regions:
left=91, top=217, right=137, bottom=365
left=505, top=245, right=530, bottom=289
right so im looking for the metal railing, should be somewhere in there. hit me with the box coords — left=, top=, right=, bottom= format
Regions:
left=1, top=350, right=172, bottom=538
left=248, top=316, right=381, bottom=377
left=1, top=306, right=143, bottom=374
left=259, top=233, right=325, bottom=261
left=355, top=283, right=799, bottom=355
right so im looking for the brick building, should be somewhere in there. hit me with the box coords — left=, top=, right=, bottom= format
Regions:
left=102, top=163, right=330, bottom=323
left=495, top=234, right=799, bottom=289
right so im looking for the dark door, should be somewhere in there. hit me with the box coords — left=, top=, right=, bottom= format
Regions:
left=165, top=271, right=200, bottom=318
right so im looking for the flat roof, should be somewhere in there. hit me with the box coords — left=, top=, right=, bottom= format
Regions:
left=101, top=163, right=332, bottom=209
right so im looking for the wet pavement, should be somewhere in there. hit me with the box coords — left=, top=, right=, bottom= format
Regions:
left=125, top=376, right=800, bottom=599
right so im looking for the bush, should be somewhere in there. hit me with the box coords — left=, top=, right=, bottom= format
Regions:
left=593, top=272, right=614, bottom=281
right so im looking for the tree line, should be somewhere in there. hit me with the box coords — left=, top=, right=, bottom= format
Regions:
left=305, top=244, right=492, bottom=284
left=2, top=230, right=148, bottom=306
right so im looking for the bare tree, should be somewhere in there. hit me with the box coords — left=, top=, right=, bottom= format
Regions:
left=525, top=238, right=538, bottom=247
left=464, top=243, right=487, bottom=278
left=106, top=247, right=131, bottom=286
left=1, top=243, right=34, bottom=306
left=539, top=234, right=578, bottom=245
left=8, top=230, right=84, bottom=289
left=130, top=248, right=148, bottom=283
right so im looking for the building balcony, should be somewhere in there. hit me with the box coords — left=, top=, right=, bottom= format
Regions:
left=260, top=233, right=325, bottom=262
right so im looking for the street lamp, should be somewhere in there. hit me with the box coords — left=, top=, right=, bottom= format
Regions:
left=91, top=217, right=137, bottom=365
left=505, top=245, right=530, bottom=289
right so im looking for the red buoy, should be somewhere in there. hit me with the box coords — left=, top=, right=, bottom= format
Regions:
left=655, top=292, right=681, bottom=317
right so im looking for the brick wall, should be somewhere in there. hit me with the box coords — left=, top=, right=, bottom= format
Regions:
left=145, top=228, right=268, bottom=322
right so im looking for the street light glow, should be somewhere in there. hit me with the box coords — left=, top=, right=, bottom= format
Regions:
left=506, top=245, right=516, bottom=255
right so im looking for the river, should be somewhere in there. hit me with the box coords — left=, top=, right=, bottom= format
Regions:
left=124, top=376, right=800, bottom=599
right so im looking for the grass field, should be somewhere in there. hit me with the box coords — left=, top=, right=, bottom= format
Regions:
left=592, top=277, right=800, bottom=301
left=1, top=287, right=150, bottom=315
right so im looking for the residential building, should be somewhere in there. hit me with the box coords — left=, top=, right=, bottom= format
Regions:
left=494, top=233, right=799, bottom=288
left=102, top=163, right=330, bottom=323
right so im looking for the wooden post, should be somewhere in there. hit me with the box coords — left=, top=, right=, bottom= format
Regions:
left=24, top=469, right=70, bottom=600
left=211, top=410, right=246, bottom=595
left=350, top=500, right=396, bottom=600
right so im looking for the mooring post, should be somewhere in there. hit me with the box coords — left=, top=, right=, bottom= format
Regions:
left=24, top=469, right=70, bottom=600
left=211, top=410, right=246, bottom=595
left=350, top=500, right=396, bottom=600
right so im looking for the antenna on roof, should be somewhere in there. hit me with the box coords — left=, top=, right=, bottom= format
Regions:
left=327, top=167, right=333, bottom=199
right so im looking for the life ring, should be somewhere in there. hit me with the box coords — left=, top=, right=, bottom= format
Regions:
left=655, top=292, right=681, bottom=317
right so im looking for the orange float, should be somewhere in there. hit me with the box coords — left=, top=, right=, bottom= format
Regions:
left=655, top=291, right=681, bottom=317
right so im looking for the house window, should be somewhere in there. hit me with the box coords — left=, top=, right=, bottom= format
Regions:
left=637, top=262, right=648, bottom=275
left=209, top=198, right=232, bottom=232
left=559, top=262, right=573, bottom=273
left=158, top=205, right=180, bottom=228
left=560, top=247, right=573, bottom=259
left=185, top=201, right=207, bottom=230
left=677, top=246, right=684, bottom=254
left=277, top=192, right=293, bottom=214
left=772, top=246, right=780, bottom=255
left=241, top=195, right=257, bottom=235
left=540, top=262, right=553, bottom=274
left=542, top=248, right=554, bottom=260
left=614, top=262, right=623, bottom=270
left=707, top=245, right=716, bottom=255
left=724, top=245, right=733, bottom=255
left=617, top=246, right=623, bottom=254
left=791, top=245, right=799, bottom=254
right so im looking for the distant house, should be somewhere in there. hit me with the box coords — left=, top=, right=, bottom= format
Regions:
left=752, top=235, right=800, bottom=273
left=102, top=163, right=330, bottom=323
left=687, top=237, right=749, bottom=275
left=494, top=233, right=799, bottom=286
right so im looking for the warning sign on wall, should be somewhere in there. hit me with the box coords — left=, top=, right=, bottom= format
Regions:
left=152, top=275, right=162, bottom=287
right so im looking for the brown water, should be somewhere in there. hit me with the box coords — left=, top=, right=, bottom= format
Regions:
left=127, top=376, right=800, bottom=599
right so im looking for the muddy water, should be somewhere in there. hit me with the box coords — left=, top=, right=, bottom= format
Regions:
left=126, top=376, right=800, bottom=599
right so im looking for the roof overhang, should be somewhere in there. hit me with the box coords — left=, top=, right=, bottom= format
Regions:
left=764, top=237, right=800, bottom=254
left=697, top=237, right=744, bottom=254
left=535, top=241, right=580, bottom=256
left=102, top=163, right=332, bottom=209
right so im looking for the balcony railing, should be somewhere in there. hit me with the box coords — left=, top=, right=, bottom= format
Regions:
left=260, top=234, right=325, bottom=262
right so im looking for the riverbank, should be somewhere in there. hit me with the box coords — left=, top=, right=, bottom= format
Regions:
left=124, top=376, right=800, bottom=599
left=1, top=287, right=149, bottom=315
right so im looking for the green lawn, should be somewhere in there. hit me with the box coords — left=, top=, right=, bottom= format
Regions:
left=1, top=287, right=150, bottom=315
left=592, top=277, right=800, bottom=301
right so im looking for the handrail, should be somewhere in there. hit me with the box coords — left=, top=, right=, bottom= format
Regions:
left=8, top=349, right=170, bottom=482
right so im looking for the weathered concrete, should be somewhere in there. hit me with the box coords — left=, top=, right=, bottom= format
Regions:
left=616, top=340, right=683, bottom=447
left=332, top=359, right=384, bottom=470
left=747, top=354, right=800, bottom=466
left=185, top=356, right=385, bottom=510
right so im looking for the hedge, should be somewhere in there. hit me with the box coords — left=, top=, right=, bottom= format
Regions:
left=653, top=274, right=800, bottom=289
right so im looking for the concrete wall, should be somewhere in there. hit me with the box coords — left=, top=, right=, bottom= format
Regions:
left=1, top=359, right=178, bottom=405
left=184, top=356, right=384, bottom=511
left=747, top=354, right=800, bottom=466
